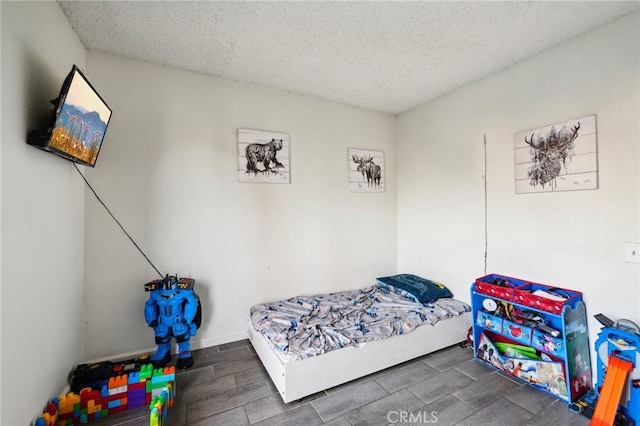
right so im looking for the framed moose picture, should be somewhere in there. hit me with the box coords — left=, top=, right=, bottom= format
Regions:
left=514, top=114, right=597, bottom=193
left=349, top=148, right=385, bottom=193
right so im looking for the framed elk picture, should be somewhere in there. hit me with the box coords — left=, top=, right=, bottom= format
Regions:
left=349, top=148, right=385, bottom=193
left=238, top=128, right=290, bottom=183
left=514, top=114, right=598, bottom=194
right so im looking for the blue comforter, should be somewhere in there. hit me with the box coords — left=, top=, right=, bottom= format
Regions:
left=250, top=285, right=470, bottom=361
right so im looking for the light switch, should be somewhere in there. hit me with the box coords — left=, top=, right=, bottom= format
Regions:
left=624, top=242, right=640, bottom=264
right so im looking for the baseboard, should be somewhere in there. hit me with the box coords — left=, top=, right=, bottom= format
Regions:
left=82, top=332, right=249, bottom=365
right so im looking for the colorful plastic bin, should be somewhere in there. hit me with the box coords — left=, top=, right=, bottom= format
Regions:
left=513, top=283, right=581, bottom=314
left=476, top=311, right=503, bottom=333
left=475, top=274, right=528, bottom=301
left=502, top=319, right=533, bottom=346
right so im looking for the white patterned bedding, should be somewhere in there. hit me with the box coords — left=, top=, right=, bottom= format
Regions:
left=249, top=285, right=470, bottom=361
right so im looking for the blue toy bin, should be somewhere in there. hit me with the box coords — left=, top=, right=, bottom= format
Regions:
left=476, top=311, right=503, bottom=333
left=502, top=319, right=533, bottom=346
left=532, top=329, right=564, bottom=356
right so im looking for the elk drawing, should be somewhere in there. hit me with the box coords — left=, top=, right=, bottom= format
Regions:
left=352, top=154, right=381, bottom=188
left=524, top=122, right=580, bottom=189
left=245, top=138, right=284, bottom=176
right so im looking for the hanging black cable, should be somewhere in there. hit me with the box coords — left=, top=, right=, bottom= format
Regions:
left=74, top=163, right=164, bottom=278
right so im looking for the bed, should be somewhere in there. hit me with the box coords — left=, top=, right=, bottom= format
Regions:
left=246, top=274, right=471, bottom=402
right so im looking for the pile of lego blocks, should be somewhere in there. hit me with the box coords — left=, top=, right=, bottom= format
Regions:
left=34, top=365, right=175, bottom=426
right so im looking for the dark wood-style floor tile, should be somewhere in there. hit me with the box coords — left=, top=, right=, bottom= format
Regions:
left=74, top=340, right=590, bottom=426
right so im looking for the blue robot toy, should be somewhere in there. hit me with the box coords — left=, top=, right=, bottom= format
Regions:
left=144, top=275, right=201, bottom=369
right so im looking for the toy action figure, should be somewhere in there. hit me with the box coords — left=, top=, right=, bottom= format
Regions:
left=144, top=275, right=201, bottom=369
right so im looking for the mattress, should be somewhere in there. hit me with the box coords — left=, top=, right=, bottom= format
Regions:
left=249, top=284, right=470, bottom=362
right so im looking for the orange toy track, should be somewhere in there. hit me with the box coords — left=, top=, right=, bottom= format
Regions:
left=591, top=355, right=634, bottom=426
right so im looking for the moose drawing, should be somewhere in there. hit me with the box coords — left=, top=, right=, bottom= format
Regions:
left=352, top=154, right=381, bottom=188
left=524, top=122, right=580, bottom=189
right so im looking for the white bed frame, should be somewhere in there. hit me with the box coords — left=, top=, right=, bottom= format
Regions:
left=247, top=312, right=471, bottom=403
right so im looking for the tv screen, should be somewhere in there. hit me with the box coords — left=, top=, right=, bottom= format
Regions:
left=28, top=65, right=112, bottom=167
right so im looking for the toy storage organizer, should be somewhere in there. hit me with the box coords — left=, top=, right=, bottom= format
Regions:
left=471, top=274, right=592, bottom=404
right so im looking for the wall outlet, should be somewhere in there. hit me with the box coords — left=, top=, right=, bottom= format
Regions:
left=624, top=242, right=640, bottom=264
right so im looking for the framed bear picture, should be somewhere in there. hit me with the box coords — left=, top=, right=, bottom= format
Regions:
left=238, top=128, right=290, bottom=183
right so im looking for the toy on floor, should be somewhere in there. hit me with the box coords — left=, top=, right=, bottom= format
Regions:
left=69, top=354, right=150, bottom=393
left=149, top=383, right=174, bottom=426
left=144, top=275, right=202, bottom=369
left=34, top=365, right=175, bottom=426
left=589, top=313, right=640, bottom=426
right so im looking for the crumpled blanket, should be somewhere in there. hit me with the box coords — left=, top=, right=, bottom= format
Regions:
left=249, top=285, right=470, bottom=361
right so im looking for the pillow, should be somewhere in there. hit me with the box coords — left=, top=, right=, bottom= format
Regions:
left=376, top=274, right=453, bottom=304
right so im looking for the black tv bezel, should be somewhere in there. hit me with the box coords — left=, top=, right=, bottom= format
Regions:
left=28, top=65, right=112, bottom=168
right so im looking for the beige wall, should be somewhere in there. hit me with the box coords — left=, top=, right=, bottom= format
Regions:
left=397, top=13, right=640, bottom=350
left=2, top=1, right=638, bottom=422
left=81, top=53, right=398, bottom=360
left=1, top=2, right=87, bottom=424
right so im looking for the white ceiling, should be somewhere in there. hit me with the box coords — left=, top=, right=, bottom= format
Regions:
left=57, top=1, right=639, bottom=115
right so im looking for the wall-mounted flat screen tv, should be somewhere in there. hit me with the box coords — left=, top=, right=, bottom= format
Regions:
left=28, top=65, right=112, bottom=167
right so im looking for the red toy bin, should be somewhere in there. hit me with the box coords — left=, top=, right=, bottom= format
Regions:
left=475, top=274, right=529, bottom=301
left=513, top=283, right=581, bottom=314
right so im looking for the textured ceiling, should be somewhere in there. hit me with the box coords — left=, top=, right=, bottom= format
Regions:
left=57, top=1, right=639, bottom=115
